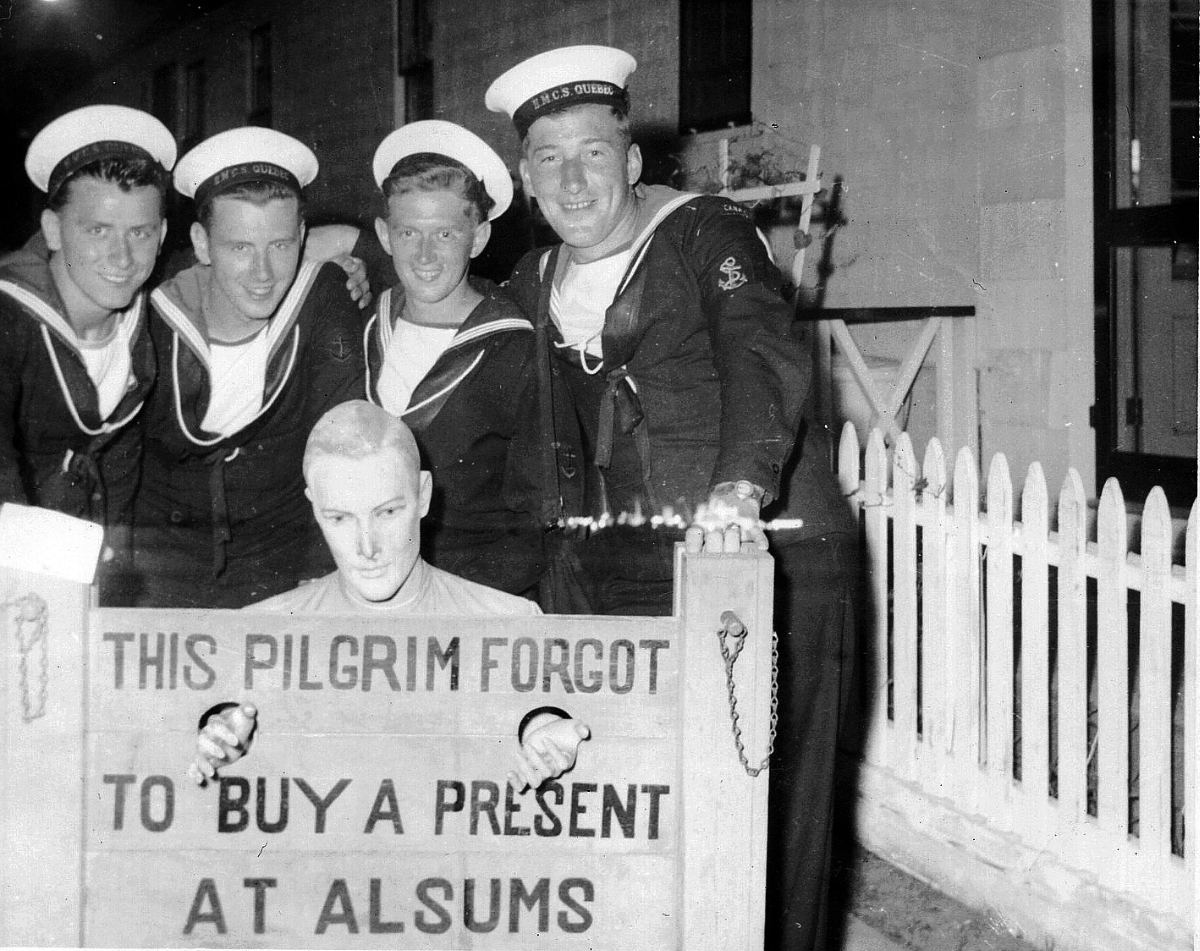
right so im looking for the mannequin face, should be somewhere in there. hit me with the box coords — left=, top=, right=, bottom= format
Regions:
left=306, top=449, right=432, bottom=603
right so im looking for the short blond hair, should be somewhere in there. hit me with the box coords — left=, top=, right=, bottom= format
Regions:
left=302, top=400, right=420, bottom=481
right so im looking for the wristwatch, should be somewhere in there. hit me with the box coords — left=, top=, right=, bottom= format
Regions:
left=734, top=480, right=760, bottom=500
left=715, top=480, right=765, bottom=502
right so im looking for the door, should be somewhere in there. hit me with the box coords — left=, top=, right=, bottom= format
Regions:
left=1094, top=0, right=1198, bottom=504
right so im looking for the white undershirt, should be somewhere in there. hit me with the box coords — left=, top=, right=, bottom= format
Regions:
left=549, top=248, right=633, bottom=360
left=76, top=312, right=135, bottom=419
left=377, top=318, right=458, bottom=415
left=200, top=330, right=271, bottom=436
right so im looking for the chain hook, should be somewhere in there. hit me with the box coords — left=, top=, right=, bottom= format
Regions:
left=716, top=610, right=778, bottom=777
left=6, top=593, right=49, bottom=722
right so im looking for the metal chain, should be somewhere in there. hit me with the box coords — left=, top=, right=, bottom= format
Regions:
left=717, top=610, right=778, bottom=777
left=6, top=593, right=49, bottom=722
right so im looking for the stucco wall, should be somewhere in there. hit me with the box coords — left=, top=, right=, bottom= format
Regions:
left=431, top=0, right=1098, bottom=494
left=752, top=0, right=1097, bottom=493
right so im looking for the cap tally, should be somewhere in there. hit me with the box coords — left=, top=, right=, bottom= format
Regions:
left=25, top=105, right=177, bottom=197
left=485, top=45, right=637, bottom=138
left=372, top=120, right=513, bottom=221
left=174, top=127, right=319, bottom=206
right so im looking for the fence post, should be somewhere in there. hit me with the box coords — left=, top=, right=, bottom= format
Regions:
left=985, top=453, right=1015, bottom=832
left=1056, top=470, right=1089, bottom=847
left=949, top=446, right=982, bottom=810
left=891, top=434, right=918, bottom=779
left=1096, top=479, right=1132, bottom=890
left=1137, top=488, right=1173, bottom=863
left=838, top=422, right=861, bottom=509
left=920, top=439, right=949, bottom=783
left=863, top=428, right=890, bottom=767
left=1016, top=463, right=1051, bottom=845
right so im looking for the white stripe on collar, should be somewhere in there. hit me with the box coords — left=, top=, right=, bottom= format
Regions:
left=0, top=279, right=145, bottom=352
left=266, top=260, right=321, bottom=358
left=401, top=352, right=484, bottom=419
left=171, top=324, right=300, bottom=448
left=41, top=324, right=144, bottom=435
left=363, top=310, right=379, bottom=403
left=450, top=316, right=532, bottom=349
left=0, top=281, right=146, bottom=435
left=616, top=192, right=699, bottom=297
left=378, top=286, right=531, bottom=353
left=151, top=287, right=210, bottom=368
left=376, top=288, right=394, bottom=351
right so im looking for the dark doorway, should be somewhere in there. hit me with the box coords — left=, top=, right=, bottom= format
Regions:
left=1093, top=0, right=1198, bottom=506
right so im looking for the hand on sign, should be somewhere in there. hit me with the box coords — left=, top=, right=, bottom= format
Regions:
left=684, top=481, right=769, bottom=554
left=188, top=703, right=257, bottom=787
left=507, top=714, right=591, bottom=792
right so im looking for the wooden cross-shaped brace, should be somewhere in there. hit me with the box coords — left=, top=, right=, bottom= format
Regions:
left=827, top=317, right=943, bottom=443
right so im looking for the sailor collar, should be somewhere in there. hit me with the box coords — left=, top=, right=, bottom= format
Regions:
left=0, top=257, right=148, bottom=436
left=365, top=284, right=532, bottom=424
left=150, top=260, right=322, bottom=447
left=374, top=283, right=532, bottom=356
left=150, top=259, right=321, bottom=369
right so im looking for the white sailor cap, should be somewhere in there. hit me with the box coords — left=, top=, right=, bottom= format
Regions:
left=485, top=45, right=637, bottom=138
left=25, top=104, right=177, bottom=198
left=173, top=127, right=319, bottom=206
left=372, top=120, right=513, bottom=221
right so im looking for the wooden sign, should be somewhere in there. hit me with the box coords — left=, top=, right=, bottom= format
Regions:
left=1, top=548, right=773, bottom=949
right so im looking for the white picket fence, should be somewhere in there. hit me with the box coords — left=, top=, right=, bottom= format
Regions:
left=838, top=425, right=1196, bottom=951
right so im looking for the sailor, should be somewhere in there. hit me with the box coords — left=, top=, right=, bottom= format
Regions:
left=365, top=119, right=545, bottom=598
left=488, top=46, right=858, bottom=950
left=134, top=127, right=365, bottom=608
left=0, top=105, right=175, bottom=601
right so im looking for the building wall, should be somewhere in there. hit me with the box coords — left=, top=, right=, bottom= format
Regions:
left=81, top=0, right=396, bottom=226
left=752, top=0, right=1096, bottom=494
left=430, top=0, right=1097, bottom=495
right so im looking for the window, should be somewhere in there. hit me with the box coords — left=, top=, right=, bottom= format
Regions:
left=397, top=0, right=433, bottom=120
left=248, top=23, right=272, bottom=127
left=151, top=63, right=178, bottom=135
left=679, top=0, right=752, bottom=133
left=183, top=60, right=206, bottom=151
left=1093, top=0, right=1198, bottom=504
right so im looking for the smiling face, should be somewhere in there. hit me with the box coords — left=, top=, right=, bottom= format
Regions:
left=519, top=104, right=642, bottom=263
left=374, top=189, right=489, bottom=313
left=41, top=176, right=166, bottom=330
left=191, top=194, right=305, bottom=329
left=306, top=448, right=432, bottom=604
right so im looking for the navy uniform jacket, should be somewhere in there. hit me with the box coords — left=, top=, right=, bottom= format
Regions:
left=0, top=234, right=153, bottom=535
left=365, top=280, right=545, bottom=595
left=507, top=186, right=850, bottom=539
left=135, top=259, right=364, bottom=606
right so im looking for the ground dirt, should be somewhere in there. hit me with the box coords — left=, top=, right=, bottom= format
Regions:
left=829, top=845, right=1044, bottom=951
